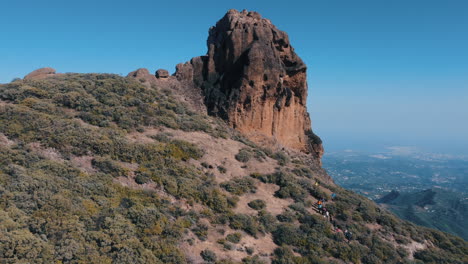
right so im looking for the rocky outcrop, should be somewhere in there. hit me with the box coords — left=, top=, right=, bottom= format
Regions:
left=176, top=9, right=323, bottom=159
left=155, top=69, right=169, bottom=79
left=127, top=68, right=154, bottom=80
left=127, top=67, right=206, bottom=114
left=24, top=67, right=56, bottom=80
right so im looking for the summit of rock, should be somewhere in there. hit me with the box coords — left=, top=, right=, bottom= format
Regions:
left=176, top=9, right=323, bottom=159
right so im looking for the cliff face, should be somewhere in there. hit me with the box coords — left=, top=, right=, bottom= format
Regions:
left=176, top=9, right=323, bottom=159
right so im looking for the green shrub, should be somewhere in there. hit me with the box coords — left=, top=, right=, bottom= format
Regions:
left=192, top=222, right=209, bottom=241
left=135, top=173, right=150, bottom=184
left=226, top=232, right=242, bottom=244
left=229, top=214, right=258, bottom=236
left=242, top=255, right=265, bottom=263
left=91, top=156, right=128, bottom=177
left=252, top=149, right=266, bottom=162
left=150, top=133, right=172, bottom=142
left=272, top=152, right=289, bottom=166
left=276, top=210, right=297, bottom=223
left=272, top=225, right=302, bottom=246
left=200, top=249, right=217, bottom=262
left=248, top=199, right=266, bottom=210
left=235, top=148, right=252, bottom=163
left=164, top=139, right=204, bottom=161
left=221, top=177, right=256, bottom=195
left=245, top=247, right=255, bottom=255
left=217, top=166, right=227, bottom=174
left=291, top=167, right=313, bottom=178
left=258, top=211, right=277, bottom=233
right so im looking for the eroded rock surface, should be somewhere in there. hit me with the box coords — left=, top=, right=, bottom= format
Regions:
left=176, top=9, right=323, bottom=159
left=127, top=68, right=156, bottom=81
left=155, top=69, right=169, bottom=78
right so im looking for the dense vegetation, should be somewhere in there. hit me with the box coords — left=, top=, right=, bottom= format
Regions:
left=0, top=74, right=467, bottom=263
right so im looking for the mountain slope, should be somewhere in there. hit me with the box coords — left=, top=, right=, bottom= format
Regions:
left=0, top=73, right=467, bottom=264
left=377, top=188, right=468, bottom=240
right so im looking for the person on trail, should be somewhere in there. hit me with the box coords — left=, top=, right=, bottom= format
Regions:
left=325, top=211, right=330, bottom=220
left=344, top=230, right=353, bottom=241
left=318, top=203, right=323, bottom=213
left=314, top=181, right=319, bottom=187
left=331, top=193, right=336, bottom=200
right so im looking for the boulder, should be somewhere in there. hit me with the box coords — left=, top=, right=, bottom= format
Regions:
left=127, top=68, right=151, bottom=78
left=155, top=69, right=169, bottom=78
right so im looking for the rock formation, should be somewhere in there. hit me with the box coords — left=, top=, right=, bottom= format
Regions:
left=127, top=68, right=155, bottom=80
left=24, top=67, right=56, bottom=80
left=127, top=67, right=206, bottom=114
left=176, top=9, right=323, bottom=159
left=155, top=69, right=169, bottom=79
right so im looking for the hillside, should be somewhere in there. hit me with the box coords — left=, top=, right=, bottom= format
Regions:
left=377, top=188, right=468, bottom=240
left=1, top=9, right=468, bottom=264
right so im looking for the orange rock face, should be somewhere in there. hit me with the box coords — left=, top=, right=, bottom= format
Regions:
left=176, top=9, right=323, bottom=159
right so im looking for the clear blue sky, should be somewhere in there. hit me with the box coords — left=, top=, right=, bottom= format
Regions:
left=1, top=0, right=467, bottom=154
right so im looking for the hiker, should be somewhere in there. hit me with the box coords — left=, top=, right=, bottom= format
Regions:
left=314, top=181, right=319, bottom=187
left=318, top=203, right=323, bottom=213
left=331, top=193, right=336, bottom=200
left=344, top=230, right=353, bottom=241
left=325, top=211, right=330, bottom=220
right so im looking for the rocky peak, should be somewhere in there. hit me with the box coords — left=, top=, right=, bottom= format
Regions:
left=176, top=9, right=323, bottom=159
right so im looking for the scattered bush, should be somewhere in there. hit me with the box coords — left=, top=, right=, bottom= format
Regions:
left=217, top=166, right=227, bottom=174
left=165, top=139, right=204, bottom=161
left=245, top=247, right=255, bottom=255
left=248, top=199, right=266, bottom=210
left=226, top=232, right=242, bottom=243
left=135, top=173, right=150, bottom=184
left=235, top=148, right=252, bottom=163
left=229, top=214, right=258, bottom=236
left=200, top=249, right=217, bottom=262
left=91, top=156, right=129, bottom=177
left=192, top=222, right=209, bottom=241
left=221, top=177, right=256, bottom=195
left=258, top=211, right=277, bottom=233
left=272, top=152, right=289, bottom=166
